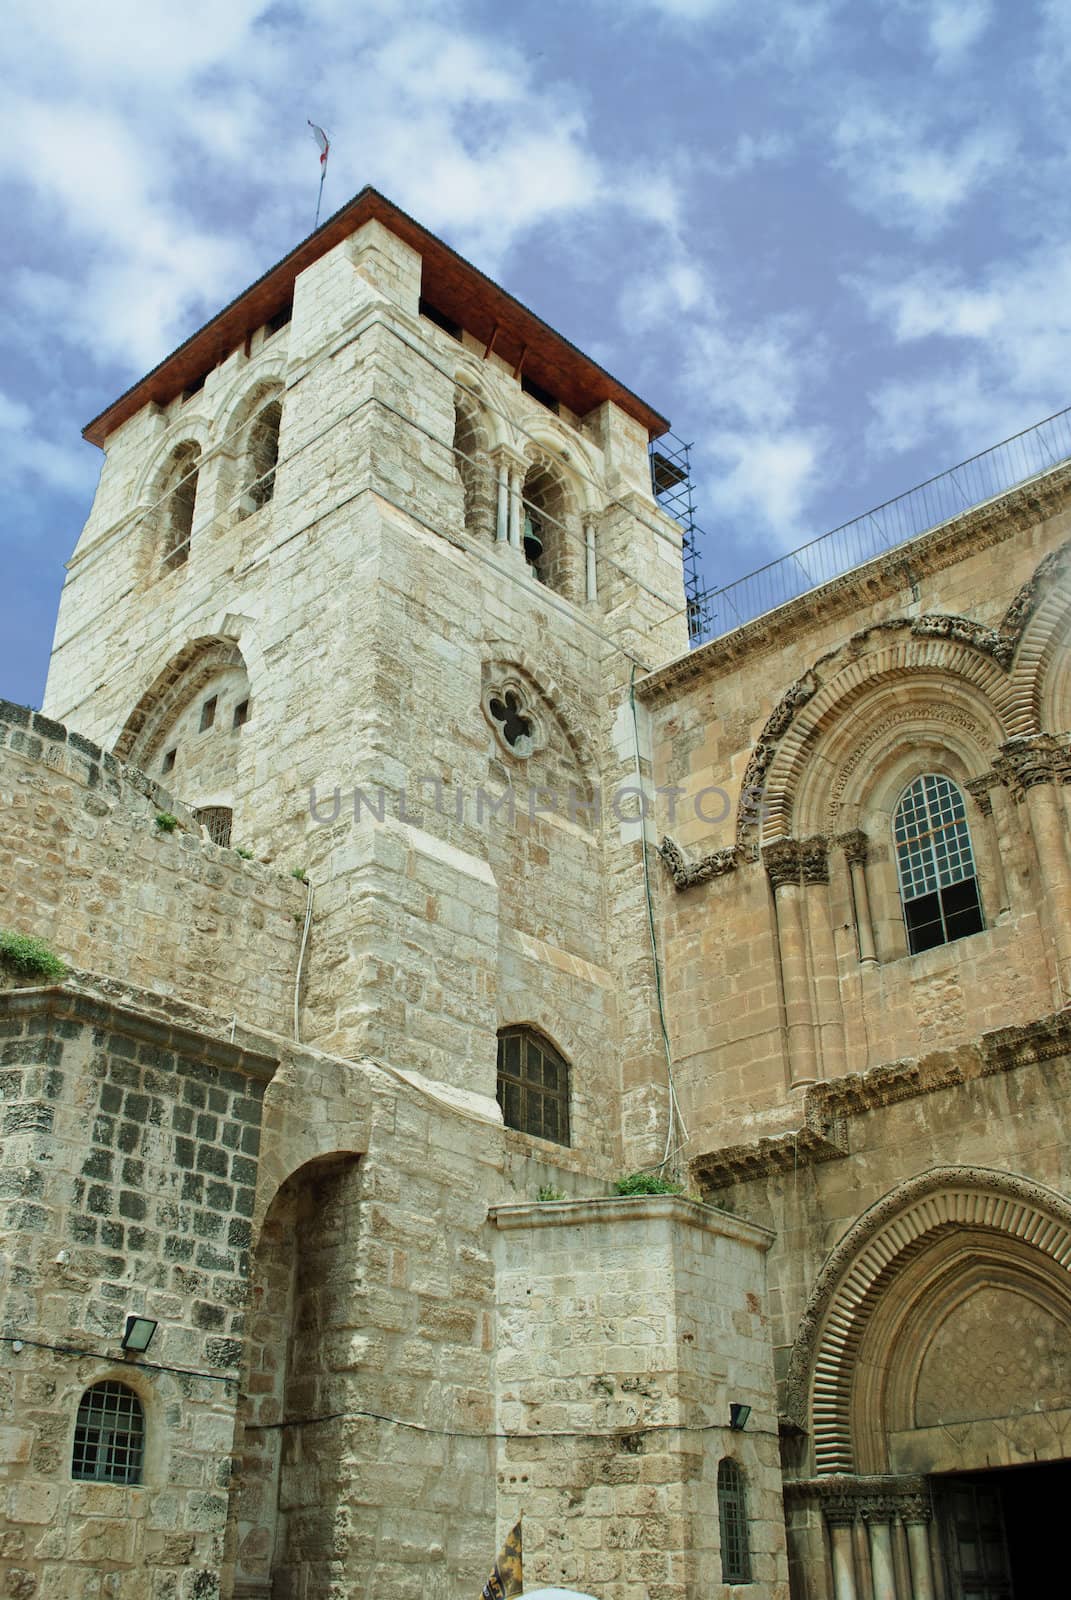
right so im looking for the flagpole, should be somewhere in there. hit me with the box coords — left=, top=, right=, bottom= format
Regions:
left=308, top=121, right=330, bottom=230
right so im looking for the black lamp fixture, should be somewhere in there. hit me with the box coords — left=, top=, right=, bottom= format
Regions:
left=121, top=1314, right=158, bottom=1354
left=729, top=1402, right=751, bottom=1432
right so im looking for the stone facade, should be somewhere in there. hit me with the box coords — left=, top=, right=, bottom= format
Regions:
left=3, top=184, right=1071, bottom=1599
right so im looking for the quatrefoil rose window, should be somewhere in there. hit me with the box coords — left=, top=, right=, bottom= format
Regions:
left=483, top=680, right=543, bottom=758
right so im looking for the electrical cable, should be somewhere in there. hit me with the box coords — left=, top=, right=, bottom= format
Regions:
left=293, top=877, right=314, bottom=1042
left=0, top=1333, right=237, bottom=1385
left=629, top=662, right=689, bottom=1173
left=244, top=1403, right=774, bottom=1441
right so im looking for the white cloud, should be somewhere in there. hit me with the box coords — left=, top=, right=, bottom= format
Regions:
left=0, top=389, right=97, bottom=497
left=853, top=246, right=1071, bottom=455
left=927, top=0, right=994, bottom=66
left=832, top=106, right=1011, bottom=233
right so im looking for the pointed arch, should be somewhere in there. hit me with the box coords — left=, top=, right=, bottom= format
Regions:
left=114, top=635, right=248, bottom=769
left=784, top=1166, right=1071, bottom=1473
left=520, top=449, right=582, bottom=601
left=453, top=389, right=495, bottom=542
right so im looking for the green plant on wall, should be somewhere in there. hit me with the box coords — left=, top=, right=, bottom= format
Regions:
left=612, top=1172, right=685, bottom=1197
left=0, top=930, right=67, bottom=981
left=154, top=812, right=179, bottom=833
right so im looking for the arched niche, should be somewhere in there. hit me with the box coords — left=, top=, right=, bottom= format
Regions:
left=228, top=1152, right=362, bottom=1599
left=786, top=1168, right=1071, bottom=1478
left=115, top=637, right=252, bottom=831
left=520, top=452, right=582, bottom=603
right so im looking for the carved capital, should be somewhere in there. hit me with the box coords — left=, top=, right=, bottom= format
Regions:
left=995, top=734, right=1069, bottom=795
left=763, top=837, right=802, bottom=890
left=837, top=829, right=868, bottom=866
left=964, top=774, right=995, bottom=816
left=900, top=1493, right=932, bottom=1525
left=800, top=834, right=830, bottom=885
left=822, top=1501, right=859, bottom=1527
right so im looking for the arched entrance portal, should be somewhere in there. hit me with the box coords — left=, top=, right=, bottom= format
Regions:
left=785, top=1168, right=1071, bottom=1599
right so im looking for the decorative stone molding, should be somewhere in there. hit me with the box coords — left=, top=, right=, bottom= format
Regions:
left=481, top=676, right=545, bottom=758
left=964, top=773, right=996, bottom=815
left=634, top=483, right=1071, bottom=703
left=654, top=539, right=1071, bottom=852
left=800, top=835, right=830, bottom=885
left=762, top=835, right=829, bottom=888
left=994, top=731, right=1071, bottom=795
left=657, top=835, right=740, bottom=889
left=837, top=829, right=869, bottom=866
left=784, top=1475, right=932, bottom=1526
left=115, top=635, right=246, bottom=763
left=763, top=836, right=802, bottom=889
left=782, top=1166, right=1071, bottom=1467
left=690, top=1007, right=1071, bottom=1194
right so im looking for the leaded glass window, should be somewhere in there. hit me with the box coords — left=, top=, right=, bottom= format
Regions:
left=496, top=1027, right=570, bottom=1145
left=893, top=774, right=984, bottom=954
left=72, top=1381, right=144, bottom=1484
left=718, top=1457, right=751, bottom=1584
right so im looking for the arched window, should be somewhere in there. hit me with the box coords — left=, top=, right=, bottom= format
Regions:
left=496, top=1026, right=570, bottom=1145
left=893, top=774, right=985, bottom=954
left=160, top=443, right=200, bottom=571
left=453, top=395, right=494, bottom=541
left=521, top=460, right=576, bottom=598
left=717, top=1457, right=751, bottom=1584
left=239, top=399, right=281, bottom=518
left=72, top=1381, right=144, bottom=1484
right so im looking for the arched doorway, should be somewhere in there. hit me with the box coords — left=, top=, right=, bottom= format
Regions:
left=785, top=1168, right=1071, bottom=1599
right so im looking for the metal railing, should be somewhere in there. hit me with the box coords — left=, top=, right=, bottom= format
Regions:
left=692, top=404, right=1071, bottom=643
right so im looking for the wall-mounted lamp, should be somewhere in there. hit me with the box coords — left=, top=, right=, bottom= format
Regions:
left=729, top=1402, right=751, bottom=1432
left=120, top=1315, right=158, bottom=1354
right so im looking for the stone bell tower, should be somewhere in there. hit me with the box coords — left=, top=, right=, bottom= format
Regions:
left=44, top=187, right=690, bottom=1156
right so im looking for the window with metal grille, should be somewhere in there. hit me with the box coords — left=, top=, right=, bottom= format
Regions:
left=717, top=1457, right=751, bottom=1584
left=496, top=1027, right=570, bottom=1145
left=196, top=806, right=233, bottom=848
left=72, top=1381, right=144, bottom=1485
left=893, top=774, right=985, bottom=955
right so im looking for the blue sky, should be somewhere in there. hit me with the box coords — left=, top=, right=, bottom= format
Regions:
left=3, top=0, right=1070, bottom=707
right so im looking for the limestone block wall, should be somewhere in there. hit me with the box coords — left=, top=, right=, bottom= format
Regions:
left=640, top=473, right=1071, bottom=1146
left=490, top=1196, right=788, bottom=1600
left=0, top=983, right=276, bottom=1600
left=0, top=704, right=303, bottom=1034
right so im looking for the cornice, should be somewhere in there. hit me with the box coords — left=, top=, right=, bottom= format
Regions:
left=488, top=1193, right=774, bottom=1249
left=0, top=981, right=279, bottom=1083
left=636, top=465, right=1071, bottom=703
left=691, top=1006, right=1071, bottom=1192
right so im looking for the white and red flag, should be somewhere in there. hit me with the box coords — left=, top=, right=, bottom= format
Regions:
left=308, top=121, right=330, bottom=171
left=308, top=122, right=330, bottom=226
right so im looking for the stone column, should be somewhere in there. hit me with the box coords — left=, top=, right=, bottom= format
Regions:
left=903, top=1497, right=936, bottom=1600
left=802, top=835, right=845, bottom=1081
left=508, top=465, right=523, bottom=549
left=764, top=839, right=818, bottom=1090
left=839, top=830, right=877, bottom=964
left=495, top=457, right=509, bottom=542
left=996, top=735, right=1071, bottom=1003
left=584, top=519, right=597, bottom=603
left=825, top=1508, right=859, bottom=1600
left=964, top=775, right=1009, bottom=915
left=865, top=1512, right=898, bottom=1600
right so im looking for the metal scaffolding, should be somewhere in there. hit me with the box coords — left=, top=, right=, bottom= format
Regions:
left=649, top=433, right=710, bottom=646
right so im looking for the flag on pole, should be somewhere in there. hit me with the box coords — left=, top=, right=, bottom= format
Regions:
left=481, top=1519, right=523, bottom=1600
left=308, top=121, right=330, bottom=173
left=308, top=121, right=330, bottom=227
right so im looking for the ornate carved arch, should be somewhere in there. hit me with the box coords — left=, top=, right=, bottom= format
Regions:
left=114, top=635, right=247, bottom=766
left=784, top=1166, right=1071, bottom=1474
left=737, top=624, right=1014, bottom=849
left=1004, top=539, right=1071, bottom=734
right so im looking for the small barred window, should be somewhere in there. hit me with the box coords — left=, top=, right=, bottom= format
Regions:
left=72, top=1381, right=144, bottom=1485
left=717, top=1457, right=751, bottom=1584
left=893, top=774, right=984, bottom=954
left=496, top=1027, right=570, bottom=1145
left=196, top=806, right=233, bottom=848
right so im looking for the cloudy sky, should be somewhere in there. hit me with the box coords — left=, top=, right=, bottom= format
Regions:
left=3, top=0, right=1070, bottom=706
